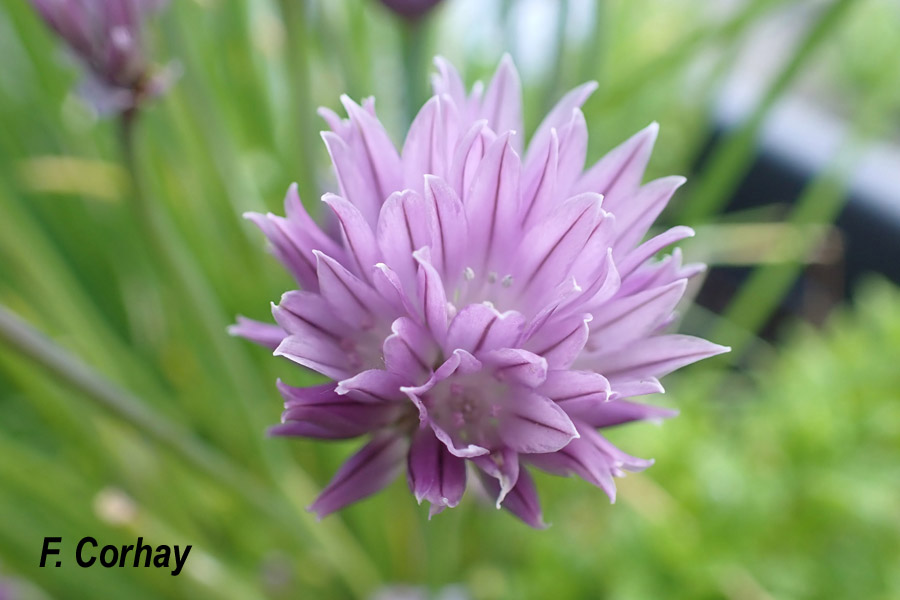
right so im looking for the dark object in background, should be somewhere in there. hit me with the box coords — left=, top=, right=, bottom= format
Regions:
left=694, top=101, right=900, bottom=338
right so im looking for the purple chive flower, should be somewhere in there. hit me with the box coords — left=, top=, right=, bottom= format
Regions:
left=232, top=55, right=729, bottom=527
left=30, top=0, right=174, bottom=114
left=376, top=0, right=444, bottom=20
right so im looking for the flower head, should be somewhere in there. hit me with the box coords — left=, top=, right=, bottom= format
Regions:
left=233, top=55, right=728, bottom=527
left=31, top=0, right=174, bottom=114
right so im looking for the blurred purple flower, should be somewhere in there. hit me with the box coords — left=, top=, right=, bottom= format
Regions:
left=377, top=0, right=444, bottom=20
left=233, top=55, right=728, bottom=527
left=30, top=0, right=175, bottom=114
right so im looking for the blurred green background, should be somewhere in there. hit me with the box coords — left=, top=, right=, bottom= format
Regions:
left=1, top=0, right=898, bottom=598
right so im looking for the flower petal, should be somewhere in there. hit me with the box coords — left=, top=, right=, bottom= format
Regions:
left=413, top=247, right=449, bottom=346
left=616, top=226, right=695, bottom=280
left=613, top=176, right=686, bottom=253
left=479, top=54, right=523, bottom=148
left=526, top=314, right=592, bottom=369
left=308, top=433, right=408, bottom=518
left=402, top=95, right=459, bottom=187
left=481, top=348, right=548, bottom=388
left=526, top=80, right=598, bottom=168
left=322, top=193, right=381, bottom=281
left=498, top=390, right=579, bottom=454
left=377, top=189, right=434, bottom=289
left=228, top=316, right=284, bottom=350
left=479, top=466, right=546, bottom=529
left=407, top=425, right=467, bottom=516
left=515, top=193, right=603, bottom=296
left=472, top=447, right=519, bottom=506
left=585, top=334, right=730, bottom=380
left=538, top=369, right=610, bottom=418
left=274, top=334, right=351, bottom=381
left=575, top=121, right=658, bottom=210
left=588, top=279, right=687, bottom=353
left=270, top=380, right=401, bottom=439
left=383, top=317, right=439, bottom=379
left=445, top=303, right=525, bottom=356
left=423, top=175, right=467, bottom=282
left=465, top=132, right=521, bottom=271
left=336, top=369, right=405, bottom=403
left=315, top=250, right=390, bottom=330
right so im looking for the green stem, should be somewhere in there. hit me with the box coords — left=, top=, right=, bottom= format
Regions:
left=0, top=305, right=380, bottom=597
left=400, top=18, right=429, bottom=126
left=278, top=0, right=318, bottom=206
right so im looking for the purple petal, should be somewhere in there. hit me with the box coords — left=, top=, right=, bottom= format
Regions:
left=538, top=369, right=610, bottom=418
left=585, top=334, right=730, bottom=380
left=322, top=193, right=381, bottom=281
left=407, top=426, right=467, bottom=515
left=479, top=54, right=523, bottom=149
left=308, top=433, right=408, bottom=518
left=526, top=314, right=592, bottom=369
left=315, top=250, right=390, bottom=330
left=413, top=247, right=449, bottom=345
left=340, top=95, right=403, bottom=206
left=609, top=378, right=664, bottom=400
left=575, top=122, right=658, bottom=211
left=472, top=447, right=519, bottom=506
left=431, top=56, right=467, bottom=107
left=515, top=193, right=603, bottom=296
left=322, top=131, right=382, bottom=227
left=584, top=400, right=678, bottom=428
left=525, top=80, right=598, bottom=169
left=383, top=317, right=439, bottom=379
left=228, top=316, right=285, bottom=350
left=616, top=226, right=695, bottom=280
left=481, top=348, right=548, bottom=388
left=402, top=95, right=459, bottom=187
left=588, top=279, right=687, bottom=353
left=272, top=290, right=352, bottom=340
left=498, top=390, right=579, bottom=454
left=554, top=108, right=588, bottom=197
left=274, top=334, right=351, bottom=380
left=612, top=176, right=686, bottom=254
left=270, top=380, right=401, bottom=439
left=449, top=120, right=494, bottom=201
left=423, top=175, right=467, bottom=282
left=445, top=303, right=525, bottom=356
left=478, top=466, right=546, bottom=529
left=520, top=128, right=558, bottom=228
left=465, top=132, right=521, bottom=271
left=336, top=369, right=405, bottom=403
left=377, top=189, right=434, bottom=288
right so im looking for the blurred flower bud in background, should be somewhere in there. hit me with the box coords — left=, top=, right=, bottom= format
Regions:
left=30, top=0, right=176, bottom=115
left=377, top=0, right=444, bottom=21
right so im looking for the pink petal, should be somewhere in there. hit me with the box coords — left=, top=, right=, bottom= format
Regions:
left=498, top=390, right=579, bottom=454
left=322, top=193, right=381, bottom=281
left=274, top=334, right=351, bottom=381
left=308, top=433, right=408, bottom=518
left=478, top=466, right=546, bottom=529
left=588, top=279, right=687, bottom=353
left=407, top=426, right=467, bottom=515
left=228, top=316, right=285, bottom=350
left=465, top=132, right=521, bottom=272
left=481, top=348, right=548, bottom=388
left=445, top=303, right=525, bottom=356
left=479, top=54, right=523, bottom=149
left=587, top=334, right=730, bottom=380
left=423, top=175, right=467, bottom=282
left=575, top=121, right=658, bottom=211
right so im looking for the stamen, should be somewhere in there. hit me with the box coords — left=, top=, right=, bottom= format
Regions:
left=464, top=267, right=475, bottom=281
left=501, top=274, right=513, bottom=288
left=487, top=271, right=498, bottom=284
